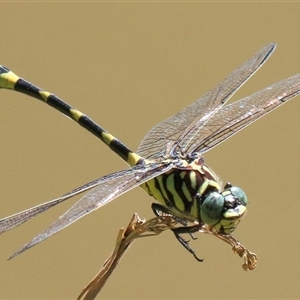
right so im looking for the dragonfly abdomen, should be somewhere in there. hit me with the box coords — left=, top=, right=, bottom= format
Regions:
left=0, top=66, right=142, bottom=168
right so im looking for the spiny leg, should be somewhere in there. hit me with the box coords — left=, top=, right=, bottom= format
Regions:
left=151, top=203, right=203, bottom=262
left=171, top=225, right=203, bottom=262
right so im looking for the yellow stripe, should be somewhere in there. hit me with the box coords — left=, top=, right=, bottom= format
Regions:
left=101, top=131, right=114, bottom=146
left=39, top=90, right=51, bottom=102
left=199, top=180, right=209, bottom=195
left=127, top=152, right=141, bottom=167
left=202, top=165, right=216, bottom=179
left=101, top=132, right=142, bottom=166
left=156, top=175, right=168, bottom=202
left=190, top=202, right=198, bottom=219
left=208, top=179, right=221, bottom=190
left=202, top=166, right=221, bottom=190
left=166, top=173, right=184, bottom=211
left=142, top=178, right=165, bottom=205
left=0, top=71, right=19, bottom=89
left=199, top=179, right=220, bottom=195
left=181, top=180, right=192, bottom=203
left=166, top=173, right=175, bottom=192
left=189, top=171, right=197, bottom=190
left=70, top=108, right=83, bottom=122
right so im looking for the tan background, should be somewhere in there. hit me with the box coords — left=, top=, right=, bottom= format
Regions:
left=1, top=3, right=300, bottom=299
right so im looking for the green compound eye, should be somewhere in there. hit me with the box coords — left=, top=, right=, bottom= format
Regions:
left=229, top=186, right=248, bottom=206
left=200, top=192, right=225, bottom=225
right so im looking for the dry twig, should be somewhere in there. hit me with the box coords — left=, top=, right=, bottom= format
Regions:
left=77, top=214, right=257, bottom=300
left=77, top=213, right=177, bottom=300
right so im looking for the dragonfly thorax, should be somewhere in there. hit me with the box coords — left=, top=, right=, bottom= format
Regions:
left=142, top=154, right=222, bottom=222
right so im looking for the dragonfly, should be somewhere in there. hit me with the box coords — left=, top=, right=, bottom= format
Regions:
left=1, top=43, right=299, bottom=262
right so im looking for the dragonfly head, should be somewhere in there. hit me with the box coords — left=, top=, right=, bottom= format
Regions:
left=200, top=183, right=248, bottom=234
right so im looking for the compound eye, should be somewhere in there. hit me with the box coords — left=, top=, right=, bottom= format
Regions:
left=200, top=192, right=225, bottom=225
left=230, top=186, right=248, bottom=206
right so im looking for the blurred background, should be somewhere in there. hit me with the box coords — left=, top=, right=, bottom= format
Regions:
left=1, top=3, right=300, bottom=299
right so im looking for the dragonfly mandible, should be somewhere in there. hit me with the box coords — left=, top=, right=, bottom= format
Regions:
left=1, top=43, right=299, bottom=262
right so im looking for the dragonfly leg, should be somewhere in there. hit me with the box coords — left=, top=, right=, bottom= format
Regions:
left=189, top=232, right=198, bottom=240
left=151, top=203, right=202, bottom=262
left=171, top=225, right=203, bottom=262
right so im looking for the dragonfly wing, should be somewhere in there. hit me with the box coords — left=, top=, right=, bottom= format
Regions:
left=9, top=161, right=172, bottom=259
left=0, top=174, right=113, bottom=234
left=137, top=43, right=276, bottom=159
left=188, top=73, right=300, bottom=154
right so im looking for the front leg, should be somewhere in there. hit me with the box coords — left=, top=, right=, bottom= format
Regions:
left=151, top=203, right=203, bottom=262
left=171, top=225, right=203, bottom=262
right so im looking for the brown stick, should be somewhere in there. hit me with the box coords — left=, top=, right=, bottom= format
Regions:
left=77, top=214, right=177, bottom=300
left=78, top=215, right=257, bottom=299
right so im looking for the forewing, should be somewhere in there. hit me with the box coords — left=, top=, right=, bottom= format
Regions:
left=0, top=174, right=110, bottom=234
left=137, top=43, right=276, bottom=159
left=9, top=161, right=172, bottom=259
left=188, top=73, right=300, bottom=154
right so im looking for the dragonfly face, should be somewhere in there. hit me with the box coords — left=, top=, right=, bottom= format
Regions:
left=0, top=42, right=300, bottom=263
left=200, top=184, right=248, bottom=235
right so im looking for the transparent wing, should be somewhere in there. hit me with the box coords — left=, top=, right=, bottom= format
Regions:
left=137, top=43, right=276, bottom=159
left=9, top=161, right=172, bottom=259
left=188, top=73, right=300, bottom=154
left=0, top=174, right=111, bottom=234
